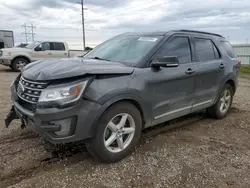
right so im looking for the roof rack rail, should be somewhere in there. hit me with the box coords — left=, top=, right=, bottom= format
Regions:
left=176, top=29, right=224, bottom=38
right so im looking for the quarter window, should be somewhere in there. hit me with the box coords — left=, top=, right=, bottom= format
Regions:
left=158, top=36, right=191, bottom=64
left=221, top=41, right=236, bottom=58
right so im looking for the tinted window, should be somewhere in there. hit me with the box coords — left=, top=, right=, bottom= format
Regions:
left=221, top=41, right=236, bottom=58
left=194, top=38, right=216, bottom=61
left=53, top=42, right=65, bottom=51
left=158, top=37, right=191, bottom=64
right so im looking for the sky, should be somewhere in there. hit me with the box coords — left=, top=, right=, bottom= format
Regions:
left=0, top=0, right=250, bottom=49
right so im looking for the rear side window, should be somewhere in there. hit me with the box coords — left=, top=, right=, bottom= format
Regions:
left=194, top=38, right=217, bottom=61
left=221, top=41, right=236, bottom=58
left=158, top=36, right=191, bottom=64
left=52, top=42, right=65, bottom=51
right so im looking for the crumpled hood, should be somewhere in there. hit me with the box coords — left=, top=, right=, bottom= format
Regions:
left=22, top=58, right=134, bottom=81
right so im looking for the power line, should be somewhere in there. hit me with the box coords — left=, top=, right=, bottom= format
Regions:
left=36, top=0, right=79, bottom=27
left=86, top=0, right=176, bottom=23
left=21, top=23, right=36, bottom=43
left=86, top=0, right=153, bottom=22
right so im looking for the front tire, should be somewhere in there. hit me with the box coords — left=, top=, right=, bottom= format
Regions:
left=85, top=102, right=142, bottom=163
left=207, top=84, right=233, bottom=119
left=11, top=58, right=28, bottom=72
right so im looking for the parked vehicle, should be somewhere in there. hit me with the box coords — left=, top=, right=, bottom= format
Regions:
left=0, top=30, right=14, bottom=49
left=5, top=30, right=240, bottom=163
left=0, top=41, right=86, bottom=71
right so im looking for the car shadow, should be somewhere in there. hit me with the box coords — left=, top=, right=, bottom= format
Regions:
left=0, top=67, right=14, bottom=72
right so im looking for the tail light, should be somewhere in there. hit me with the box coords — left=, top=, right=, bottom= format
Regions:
left=237, top=60, right=241, bottom=66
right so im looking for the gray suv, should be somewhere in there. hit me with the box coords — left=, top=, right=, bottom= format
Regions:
left=5, top=30, right=240, bottom=162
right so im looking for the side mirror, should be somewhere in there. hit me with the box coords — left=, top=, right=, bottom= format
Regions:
left=151, top=56, right=179, bottom=68
left=34, top=47, right=42, bottom=51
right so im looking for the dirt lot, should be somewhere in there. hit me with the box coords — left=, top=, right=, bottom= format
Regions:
left=0, top=65, right=250, bottom=188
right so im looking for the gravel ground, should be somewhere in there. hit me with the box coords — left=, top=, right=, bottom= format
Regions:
left=0, top=65, right=250, bottom=188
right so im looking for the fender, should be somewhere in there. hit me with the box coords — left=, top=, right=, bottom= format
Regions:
left=88, top=93, right=151, bottom=137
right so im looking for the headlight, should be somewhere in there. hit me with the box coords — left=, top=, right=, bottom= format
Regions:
left=39, top=80, right=88, bottom=104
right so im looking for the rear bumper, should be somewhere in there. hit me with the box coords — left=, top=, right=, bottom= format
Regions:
left=7, top=84, right=102, bottom=144
left=0, top=58, right=11, bottom=66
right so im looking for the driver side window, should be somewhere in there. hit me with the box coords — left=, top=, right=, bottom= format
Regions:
left=38, top=42, right=51, bottom=51
left=157, top=36, right=192, bottom=64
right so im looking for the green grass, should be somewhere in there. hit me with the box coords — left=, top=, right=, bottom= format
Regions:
left=240, top=66, right=250, bottom=74
left=240, top=65, right=250, bottom=78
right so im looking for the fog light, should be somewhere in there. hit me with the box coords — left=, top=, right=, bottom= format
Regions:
left=52, top=118, right=72, bottom=136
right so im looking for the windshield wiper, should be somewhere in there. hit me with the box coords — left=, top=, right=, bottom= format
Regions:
left=90, top=56, right=111, bottom=61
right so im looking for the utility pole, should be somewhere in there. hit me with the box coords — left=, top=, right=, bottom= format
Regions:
left=21, top=23, right=36, bottom=43
left=81, top=0, right=86, bottom=50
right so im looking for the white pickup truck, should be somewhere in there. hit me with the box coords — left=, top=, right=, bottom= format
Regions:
left=0, top=41, right=87, bottom=71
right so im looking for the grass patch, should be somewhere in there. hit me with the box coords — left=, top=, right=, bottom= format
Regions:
left=240, top=66, right=250, bottom=74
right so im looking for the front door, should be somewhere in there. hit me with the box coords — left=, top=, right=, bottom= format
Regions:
left=191, top=37, right=224, bottom=112
left=145, top=35, right=196, bottom=125
left=32, top=42, right=54, bottom=61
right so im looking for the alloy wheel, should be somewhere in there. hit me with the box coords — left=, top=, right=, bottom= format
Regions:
left=103, top=113, right=135, bottom=153
left=219, top=89, right=231, bottom=114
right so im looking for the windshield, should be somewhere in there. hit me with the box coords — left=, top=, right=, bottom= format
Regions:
left=85, top=35, right=162, bottom=66
left=25, top=41, right=41, bottom=49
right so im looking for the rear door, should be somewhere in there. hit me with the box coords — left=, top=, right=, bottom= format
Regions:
left=191, top=37, right=224, bottom=112
left=145, top=35, right=197, bottom=125
left=50, top=42, right=68, bottom=58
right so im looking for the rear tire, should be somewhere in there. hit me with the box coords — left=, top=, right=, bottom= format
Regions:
left=11, top=58, right=29, bottom=72
left=85, top=102, right=142, bottom=163
left=207, top=84, right=233, bottom=119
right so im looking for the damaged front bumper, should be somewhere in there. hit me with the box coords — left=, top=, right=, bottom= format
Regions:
left=5, top=84, right=102, bottom=144
left=5, top=106, right=28, bottom=129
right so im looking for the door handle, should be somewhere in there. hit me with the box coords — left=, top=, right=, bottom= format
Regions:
left=48, top=53, right=52, bottom=55
left=219, top=63, right=225, bottom=69
left=185, top=68, right=195, bottom=75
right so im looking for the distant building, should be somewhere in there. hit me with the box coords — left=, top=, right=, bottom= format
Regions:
left=0, top=30, right=14, bottom=49
left=232, top=44, right=250, bottom=66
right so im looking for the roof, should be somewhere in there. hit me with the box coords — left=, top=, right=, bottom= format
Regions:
left=173, top=29, right=224, bottom=38
left=121, top=29, right=224, bottom=38
left=121, top=31, right=167, bottom=36
left=0, top=30, right=13, bottom=33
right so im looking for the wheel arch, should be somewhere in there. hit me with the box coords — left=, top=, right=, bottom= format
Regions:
left=214, top=75, right=236, bottom=105
left=88, top=95, right=151, bottom=137
left=11, top=55, right=31, bottom=65
left=225, top=79, right=236, bottom=95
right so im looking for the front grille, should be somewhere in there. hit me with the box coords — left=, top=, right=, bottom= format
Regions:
left=17, top=77, right=48, bottom=104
